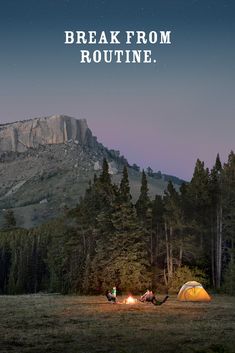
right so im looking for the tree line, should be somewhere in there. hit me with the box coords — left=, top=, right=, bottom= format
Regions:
left=0, top=152, right=235, bottom=295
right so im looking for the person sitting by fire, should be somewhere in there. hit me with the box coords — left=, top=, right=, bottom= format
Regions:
left=140, top=289, right=153, bottom=302
left=140, top=289, right=169, bottom=306
left=105, top=287, right=117, bottom=303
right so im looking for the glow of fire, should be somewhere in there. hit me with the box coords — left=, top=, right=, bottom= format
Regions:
left=125, top=296, right=137, bottom=304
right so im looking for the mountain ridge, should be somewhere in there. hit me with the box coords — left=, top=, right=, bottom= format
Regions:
left=0, top=115, right=184, bottom=228
left=0, top=115, right=98, bottom=153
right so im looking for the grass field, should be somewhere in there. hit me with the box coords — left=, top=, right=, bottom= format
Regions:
left=0, top=294, right=234, bottom=353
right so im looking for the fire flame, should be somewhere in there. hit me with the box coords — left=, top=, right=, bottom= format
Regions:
left=125, top=295, right=137, bottom=304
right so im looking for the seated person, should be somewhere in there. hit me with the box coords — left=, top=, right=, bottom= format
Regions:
left=140, top=289, right=169, bottom=306
left=140, top=289, right=154, bottom=302
left=105, top=289, right=116, bottom=303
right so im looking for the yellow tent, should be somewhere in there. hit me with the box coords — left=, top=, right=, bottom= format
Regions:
left=177, top=281, right=211, bottom=302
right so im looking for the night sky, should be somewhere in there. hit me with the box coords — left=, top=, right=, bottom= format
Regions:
left=0, top=0, right=234, bottom=180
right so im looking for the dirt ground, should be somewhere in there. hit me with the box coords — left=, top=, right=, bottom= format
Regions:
left=0, top=294, right=234, bottom=353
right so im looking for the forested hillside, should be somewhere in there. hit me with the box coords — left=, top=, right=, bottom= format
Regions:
left=0, top=152, right=234, bottom=295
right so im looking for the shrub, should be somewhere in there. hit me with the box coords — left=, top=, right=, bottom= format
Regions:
left=169, top=265, right=208, bottom=293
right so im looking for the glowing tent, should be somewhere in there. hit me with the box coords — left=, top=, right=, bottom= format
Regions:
left=177, top=281, right=211, bottom=302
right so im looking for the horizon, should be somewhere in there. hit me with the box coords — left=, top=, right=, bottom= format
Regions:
left=0, top=113, right=232, bottom=182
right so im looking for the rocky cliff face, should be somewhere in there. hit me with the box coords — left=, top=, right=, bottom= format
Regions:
left=0, top=115, right=97, bottom=153
left=0, top=114, right=181, bottom=228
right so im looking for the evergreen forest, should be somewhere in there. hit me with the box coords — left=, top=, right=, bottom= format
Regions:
left=0, top=153, right=235, bottom=295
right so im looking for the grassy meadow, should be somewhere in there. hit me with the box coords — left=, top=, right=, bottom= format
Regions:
left=0, top=294, right=234, bottom=353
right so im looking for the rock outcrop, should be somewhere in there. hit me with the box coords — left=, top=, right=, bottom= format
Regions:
left=0, top=115, right=97, bottom=152
left=0, top=114, right=183, bottom=228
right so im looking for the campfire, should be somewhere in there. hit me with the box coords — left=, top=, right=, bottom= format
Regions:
left=124, top=295, right=137, bottom=304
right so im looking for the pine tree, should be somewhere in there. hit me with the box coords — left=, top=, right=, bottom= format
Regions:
left=96, top=158, right=116, bottom=211
left=188, top=159, right=211, bottom=255
left=109, top=202, right=151, bottom=292
left=222, top=151, right=235, bottom=291
left=119, top=165, right=131, bottom=203
left=136, top=170, right=150, bottom=223
left=209, top=154, right=223, bottom=288
left=100, top=158, right=111, bottom=185
left=90, top=166, right=151, bottom=292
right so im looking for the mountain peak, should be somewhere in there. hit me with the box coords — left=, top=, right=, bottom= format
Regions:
left=0, top=115, right=96, bottom=153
